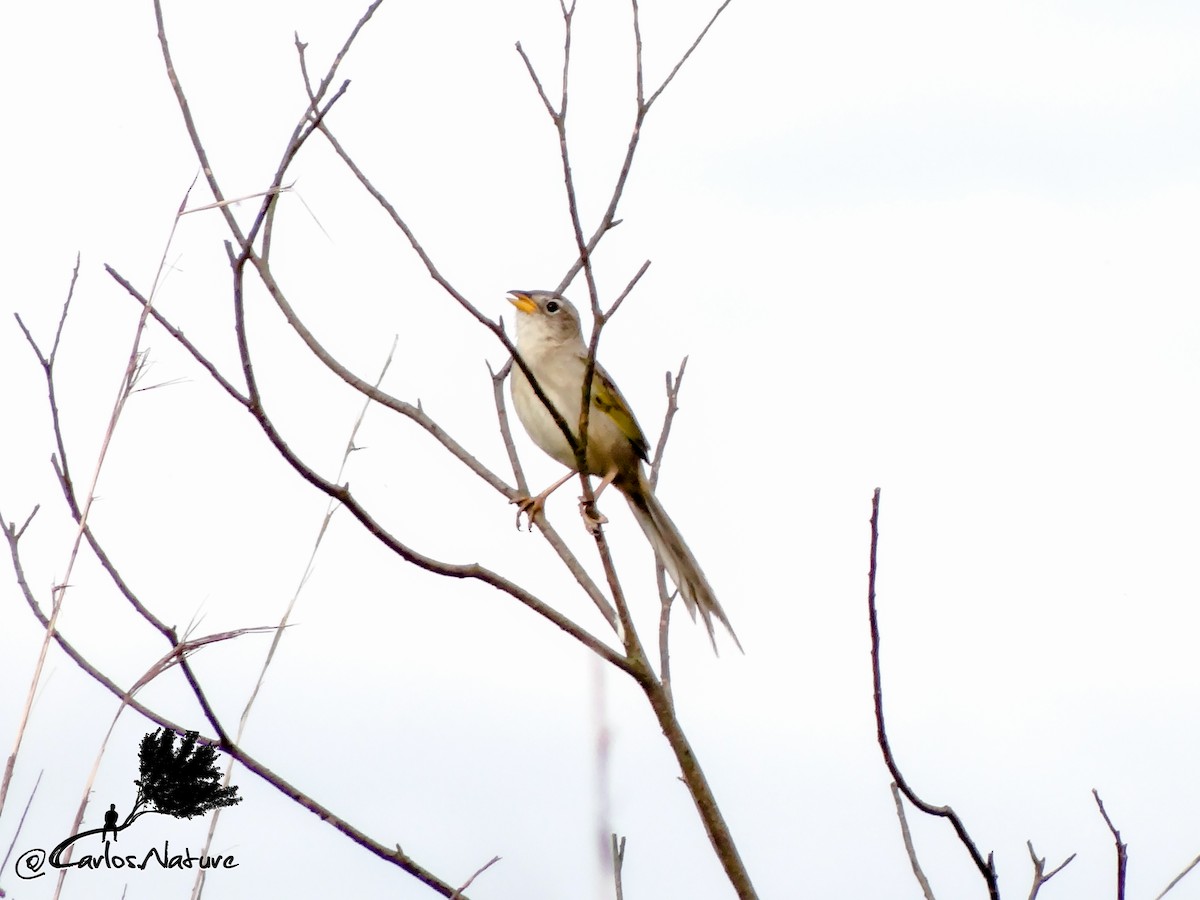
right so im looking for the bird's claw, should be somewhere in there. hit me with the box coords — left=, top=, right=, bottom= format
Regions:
left=579, top=497, right=608, bottom=534
left=512, top=495, right=544, bottom=532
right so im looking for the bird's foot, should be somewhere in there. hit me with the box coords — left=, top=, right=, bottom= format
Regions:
left=579, top=496, right=608, bottom=534
left=511, top=494, right=545, bottom=531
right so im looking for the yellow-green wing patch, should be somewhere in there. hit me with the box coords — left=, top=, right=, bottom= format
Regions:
left=591, top=368, right=650, bottom=462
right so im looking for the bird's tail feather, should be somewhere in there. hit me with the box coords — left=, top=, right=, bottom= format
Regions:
left=623, top=479, right=741, bottom=654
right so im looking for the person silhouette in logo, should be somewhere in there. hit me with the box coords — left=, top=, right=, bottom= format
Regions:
left=102, top=804, right=119, bottom=842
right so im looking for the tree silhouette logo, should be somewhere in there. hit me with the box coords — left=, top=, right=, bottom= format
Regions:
left=125, top=728, right=242, bottom=828
left=30, top=728, right=243, bottom=874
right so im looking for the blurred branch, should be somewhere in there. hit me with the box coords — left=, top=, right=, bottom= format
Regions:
left=868, top=488, right=999, bottom=899
left=0, top=768, right=42, bottom=877
left=891, top=783, right=935, bottom=900
left=1154, top=850, right=1200, bottom=899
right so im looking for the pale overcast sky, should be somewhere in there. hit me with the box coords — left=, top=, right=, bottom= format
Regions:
left=2, top=1, right=1199, bottom=898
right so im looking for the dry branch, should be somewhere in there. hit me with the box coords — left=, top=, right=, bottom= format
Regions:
left=868, top=488, right=998, bottom=899
left=1094, top=790, right=1128, bottom=900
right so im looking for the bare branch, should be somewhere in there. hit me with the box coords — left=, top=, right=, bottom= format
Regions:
left=287, top=112, right=586, bottom=488
left=645, top=0, right=734, bottom=109
left=650, top=357, right=688, bottom=489
left=630, top=0, right=644, bottom=107
left=143, top=9, right=627, bottom=666
left=651, top=356, right=688, bottom=701
left=1154, top=850, right=1200, bottom=899
left=637, top=675, right=757, bottom=899
left=490, top=359, right=618, bottom=629
left=0, top=768, right=42, bottom=878
left=105, top=265, right=250, bottom=406
left=2, top=513, right=472, bottom=898
left=612, top=833, right=627, bottom=900
left=225, top=243, right=633, bottom=673
left=2, top=217, right=188, bottom=817
left=1094, top=789, right=1128, bottom=900
left=604, top=259, right=652, bottom=320
left=181, top=184, right=293, bottom=215
left=1027, top=839, right=1075, bottom=900
left=868, top=488, right=998, bottom=899
left=891, top=783, right=936, bottom=900
left=514, top=41, right=559, bottom=118
left=14, top=505, right=40, bottom=541
left=450, top=854, right=501, bottom=899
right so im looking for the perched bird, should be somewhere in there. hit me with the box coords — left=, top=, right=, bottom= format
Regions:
left=506, top=289, right=740, bottom=652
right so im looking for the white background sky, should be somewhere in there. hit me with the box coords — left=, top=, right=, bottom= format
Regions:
left=2, top=1, right=1199, bottom=898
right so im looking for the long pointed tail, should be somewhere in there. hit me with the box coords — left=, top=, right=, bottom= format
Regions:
left=622, top=477, right=742, bottom=654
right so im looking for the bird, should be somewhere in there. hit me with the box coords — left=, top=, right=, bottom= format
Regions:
left=506, top=289, right=740, bottom=653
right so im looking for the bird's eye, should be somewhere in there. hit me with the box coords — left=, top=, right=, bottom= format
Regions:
left=545, top=300, right=560, bottom=313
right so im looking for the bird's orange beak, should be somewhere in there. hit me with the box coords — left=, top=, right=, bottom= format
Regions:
left=507, top=291, right=537, bottom=314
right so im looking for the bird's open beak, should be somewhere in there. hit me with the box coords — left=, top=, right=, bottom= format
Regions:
left=507, top=291, right=537, bottom=314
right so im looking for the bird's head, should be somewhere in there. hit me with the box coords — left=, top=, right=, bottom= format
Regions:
left=507, top=290, right=584, bottom=349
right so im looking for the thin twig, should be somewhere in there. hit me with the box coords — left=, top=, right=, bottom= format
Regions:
left=891, top=783, right=936, bottom=900
left=29, top=313, right=237, bottom=753
left=612, top=833, right=627, bottom=900
left=1026, top=839, right=1075, bottom=900
left=650, top=358, right=688, bottom=489
left=450, top=855, right=501, bottom=899
left=0, top=769, right=42, bottom=877
left=514, top=42, right=558, bottom=118
left=181, top=184, right=293, bottom=215
left=2, top=218, right=186, bottom=818
left=868, top=489, right=999, bottom=898
left=651, top=357, right=688, bottom=703
left=105, top=266, right=249, bottom=405
left=1094, top=789, right=1128, bottom=900
left=604, top=260, right=651, bottom=321
left=14, top=505, right=40, bottom=541
left=594, top=660, right=613, bottom=885
left=644, top=0, right=735, bottom=109
left=1154, top=850, right=1200, bottom=899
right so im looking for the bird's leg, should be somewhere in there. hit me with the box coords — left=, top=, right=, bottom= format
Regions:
left=580, top=468, right=618, bottom=534
left=512, top=470, right=576, bottom=531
